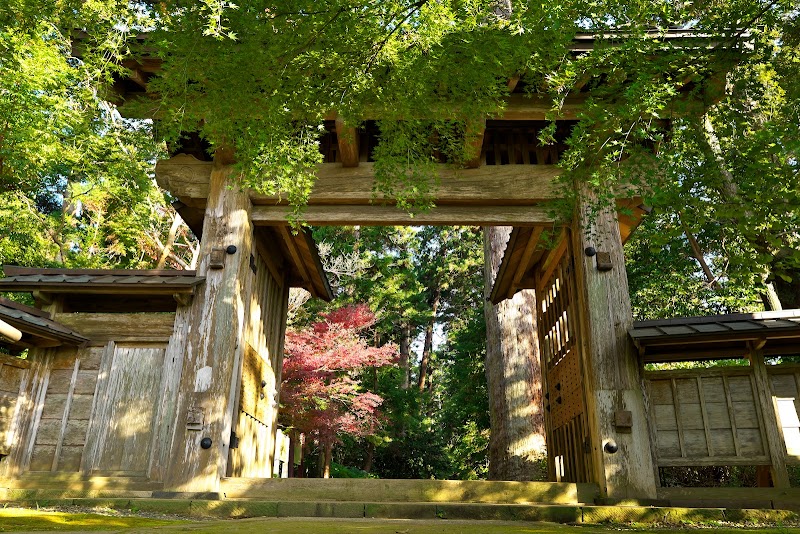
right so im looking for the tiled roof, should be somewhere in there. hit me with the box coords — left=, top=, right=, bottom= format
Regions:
left=631, top=310, right=800, bottom=342
left=630, top=310, right=800, bottom=362
left=0, top=298, right=87, bottom=346
left=0, top=266, right=204, bottom=294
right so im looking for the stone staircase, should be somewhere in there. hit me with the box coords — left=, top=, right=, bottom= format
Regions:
left=2, top=476, right=799, bottom=524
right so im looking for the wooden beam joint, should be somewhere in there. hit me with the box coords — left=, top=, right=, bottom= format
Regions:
left=335, top=118, right=360, bottom=168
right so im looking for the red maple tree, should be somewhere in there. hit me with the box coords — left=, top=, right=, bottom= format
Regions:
left=280, top=304, right=397, bottom=477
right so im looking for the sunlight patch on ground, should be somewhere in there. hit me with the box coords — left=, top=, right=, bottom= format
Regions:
left=0, top=508, right=185, bottom=531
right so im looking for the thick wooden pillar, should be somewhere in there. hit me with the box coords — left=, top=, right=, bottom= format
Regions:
left=162, top=155, right=254, bottom=492
left=749, top=347, right=790, bottom=488
left=572, top=197, right=658, bottom=499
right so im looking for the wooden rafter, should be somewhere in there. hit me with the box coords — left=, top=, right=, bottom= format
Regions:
left=277, top=226, right=312, bottom=291
left=513, top=226, right=545, bottom=287
left=535, top=230, right=569, bottom=295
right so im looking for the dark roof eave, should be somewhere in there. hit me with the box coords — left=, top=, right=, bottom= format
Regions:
left=0, top=313, right=88, bottom=346
left=630, top=309, right=800, bottom=357
left=299, top=229, right=334, bottom=302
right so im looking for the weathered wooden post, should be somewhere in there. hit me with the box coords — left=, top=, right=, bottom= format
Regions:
left=749, top=343, right=791, bottom=488
left=571, top=194, right=658, bottom=500
left=162, top=150, right=254, bottom=493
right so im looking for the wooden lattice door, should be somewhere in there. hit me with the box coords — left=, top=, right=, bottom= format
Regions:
left=537, top=242, right=593, bottom=483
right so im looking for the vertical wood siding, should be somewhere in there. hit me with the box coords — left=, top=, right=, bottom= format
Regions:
left=646, top=368, right=768, bottom=466
left=228, top=250, right=289, bottom=478
left=4, top=314, right=176, bottom=482
left=0, top=355, right=31, bottom=467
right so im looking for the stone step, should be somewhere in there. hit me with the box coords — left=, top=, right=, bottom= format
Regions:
left=219, top=478, right=600, bottom=505
left=1, top=473, right=163, bottom=493
left=0, top=497, right=796, bottom=525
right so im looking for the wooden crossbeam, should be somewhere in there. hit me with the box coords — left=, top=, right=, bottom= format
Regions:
left=122, top=93, right=589, bottom=121
left=156, top=157, right=564, bottom=207
left=251, top=205, right=556, bottom=227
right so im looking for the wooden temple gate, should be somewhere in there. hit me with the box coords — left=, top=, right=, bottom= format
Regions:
left=0, top=32, right=756, bottom=499
left=0, top=130, right=657, bottom=499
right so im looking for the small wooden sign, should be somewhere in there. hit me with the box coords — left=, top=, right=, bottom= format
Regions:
left=595, top=251, right=613, bottom=271
left=614, top=410, right=633, bottom=432
left=209, top=249, right=225, bottom=269
left=186, top=407, right=205, bottom=430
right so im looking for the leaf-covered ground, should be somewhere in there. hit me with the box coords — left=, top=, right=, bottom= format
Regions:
left=1, top=509, right=800, bottom=533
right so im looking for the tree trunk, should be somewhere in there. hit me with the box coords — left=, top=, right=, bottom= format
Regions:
left=418, top=287, right=441, bottom=392
left=773, top=277, right=800, bottom=309
left=298, top=437, right=306, bottom=478
left=679, top=213, right=718, bottom=288
left=703, top=115, right=798, bottom=310
left=322, top=442, right=333, bottom=479
left=288, top=433, right=295, bottom=478
left=156, top=211, right=184, bottom=269
left=362, top=441, right=375, bottom=473
left=399, top=324, right=411, bottom=390
left=483, top=226, right=547, bottom=481
left=762, top=282, right=784, bottom=311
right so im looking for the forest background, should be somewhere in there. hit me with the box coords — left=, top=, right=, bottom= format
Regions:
left=0, top=0, right=798, bottom=480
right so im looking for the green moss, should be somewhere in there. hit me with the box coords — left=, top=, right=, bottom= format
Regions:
left=0, top=508, right=185, bottom=531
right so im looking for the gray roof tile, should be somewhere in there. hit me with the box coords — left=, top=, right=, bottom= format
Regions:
left=631, top=309, right=800, bottom=347
left=0, top=299, right=87, bottom=345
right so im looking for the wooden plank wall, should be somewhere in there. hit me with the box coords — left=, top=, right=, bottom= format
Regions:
left=4, top=313, right=176, bottom=482
left=646, top=367, right=769, bottom=467
left=0, top=355, right=31, bottom=461
left=84, top=345, right=167, bottom=476
left=228, top=250, right=289, bottom=478
left=23, top=346, right=104, bottom=473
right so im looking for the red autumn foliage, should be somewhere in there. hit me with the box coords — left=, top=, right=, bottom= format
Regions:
left=280, top=304, right=398, bottom=445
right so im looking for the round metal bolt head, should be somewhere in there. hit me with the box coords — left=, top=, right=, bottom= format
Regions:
left=584, top=246, right=597, bottom=257
left=225, top=245, right=237, bottom=255
left=200, top=437, right=213, bottom=449
left=604, top=440, right=619, bottom=454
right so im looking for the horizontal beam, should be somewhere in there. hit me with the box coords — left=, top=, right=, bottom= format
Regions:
left=0, top=285, right=198, bottom=295
left=123, top=93, right=585, bottom=122
left=251, top=205, right=556, bottom=227
left=0, top=318, right=22, bottom=342
left=155, top=157, right=565, bottom=206
left=656, top=456, right=770, bottom=468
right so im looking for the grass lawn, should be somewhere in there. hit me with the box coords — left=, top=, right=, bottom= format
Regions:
left=1, top=510, right=800, bottom=533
